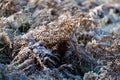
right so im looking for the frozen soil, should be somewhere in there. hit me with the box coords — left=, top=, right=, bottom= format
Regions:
left=0, top=0, right=120, bottom=80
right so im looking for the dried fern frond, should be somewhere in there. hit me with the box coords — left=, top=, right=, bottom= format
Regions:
left=1, top=0, right=16, bottom=17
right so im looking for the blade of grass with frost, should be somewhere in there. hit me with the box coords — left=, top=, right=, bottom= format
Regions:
left=0, top=41, right=4, bottom=45
left=101, top=23, right=120, bottom=32
left=0, top=47, right=5, bottom=51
